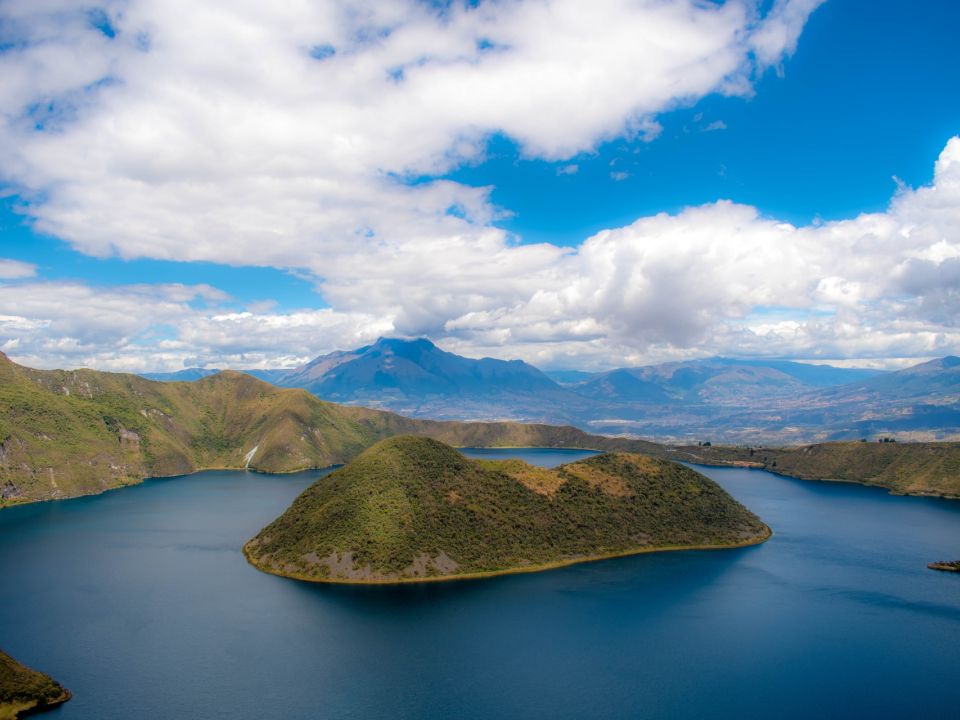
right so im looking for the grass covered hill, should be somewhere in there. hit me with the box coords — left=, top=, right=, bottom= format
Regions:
left=244, top=436, right=770, bottom=584
left=0, top=352, right=662, bottom=507
left=0, top=649, right=70, bottom=719
left=0, top=353, right=392, bottom=505
left=675, top=441, right=960, bottom=498
left=3, top=351, right=959, bottom=506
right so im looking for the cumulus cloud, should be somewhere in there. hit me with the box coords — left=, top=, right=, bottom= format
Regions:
left=0, top=0, right=822, bottom=264
left=3, top=135, right=960, bottom=371
left=0, top=280, right=391, bottom=371
left=433, top=138, right=960, bottom=367
left=4, top=0, right=957, bottom=371
left=0, top=259, right=37, bottom=279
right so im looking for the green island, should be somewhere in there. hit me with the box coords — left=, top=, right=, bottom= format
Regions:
left=0, top=650, right=70, bottom=720
left=3, top=351, right=960, bottom=508
left=243, top=436, right=771, bottom=584
left=928, top=560, right=960, bottom=573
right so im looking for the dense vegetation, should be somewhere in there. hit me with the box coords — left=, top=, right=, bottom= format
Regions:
left=675, top=441, right=960, bottom=498
left=244, top=436, right=770, bottom=583
left=0, top=650, right=69, bottom=719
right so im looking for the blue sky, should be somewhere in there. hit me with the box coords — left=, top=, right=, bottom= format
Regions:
left=447, top=0, right=960, bottom=245
left=0, top=0, right=958, bottom=371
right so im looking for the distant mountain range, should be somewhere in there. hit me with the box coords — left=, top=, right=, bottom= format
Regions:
left=145, top=337, right=593, bottom=424
left=139, top=338, right=960, bottom=443
left=5, top=350, right=960, bottom=505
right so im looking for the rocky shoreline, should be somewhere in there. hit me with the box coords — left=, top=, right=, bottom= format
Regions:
left=928, top=560, right=960, bottom=572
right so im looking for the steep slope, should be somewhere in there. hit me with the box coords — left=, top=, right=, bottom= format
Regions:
left=0, top=354, right=393, bottom=505
left=244, top=436, right=770, bottom=584
left=0, top=649, right=70, bottom=719
left=0, top=352, right=661, bottom=506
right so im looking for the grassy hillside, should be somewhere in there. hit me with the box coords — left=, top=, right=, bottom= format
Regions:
left=244, top=436, right=770, bottom=583
left=672, top=441, right=960, bottom=498
left=0, top=353, right=663, bottom=507
left=0, top=650, right=70, bottom=719
left=0, top=353, right=395, bottom=506
left=4, top=352, right=959, bottom=506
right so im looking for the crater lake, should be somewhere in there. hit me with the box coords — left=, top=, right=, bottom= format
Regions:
left=1, top=448, right=958, bottom=719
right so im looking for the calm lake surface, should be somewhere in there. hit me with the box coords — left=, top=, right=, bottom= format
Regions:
left=2, top=448, right=959, bottom=719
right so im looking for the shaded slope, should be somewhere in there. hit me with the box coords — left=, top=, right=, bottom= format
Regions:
left=244, top=436, right=770, bottom=583
left=0, top=649, right=70, bottom=719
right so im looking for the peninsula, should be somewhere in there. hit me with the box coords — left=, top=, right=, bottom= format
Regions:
left=928, top=561, right=960, bottom=573
left=0, top=650, right=70, bottom=719
left=243, top=436, right=771, bottom=584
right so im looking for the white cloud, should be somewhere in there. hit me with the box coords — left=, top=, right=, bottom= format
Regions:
left=0, top=0, right=822, bottom=269
left=0, top=259, right=37, bottom=279
left=4, top=0, right=957, bottom=371
left=0, top=280, right=391, bottom=371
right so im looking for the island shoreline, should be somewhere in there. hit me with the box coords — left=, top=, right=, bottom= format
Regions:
left=242, top=526, right=773, bottom=587
left=17, top=688, right=72, bottom=718
left=686, top=462, right=960, bottom=502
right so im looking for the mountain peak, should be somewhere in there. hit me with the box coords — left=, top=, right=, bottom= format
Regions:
left=279, top=336, right=565, bottom=404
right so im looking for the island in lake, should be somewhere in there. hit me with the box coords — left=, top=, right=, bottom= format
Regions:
left=0, top=649, right=70, bottom=719
left=244, top=436, right=771, bottom=584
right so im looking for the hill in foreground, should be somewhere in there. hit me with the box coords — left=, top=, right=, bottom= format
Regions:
left=244, top=436, right=770, bottom=584
left=0, top=649, right=70, bottom=719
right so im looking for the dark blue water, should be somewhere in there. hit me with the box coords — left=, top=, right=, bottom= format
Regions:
left=2, top=450, right=959, bottom=719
